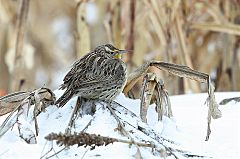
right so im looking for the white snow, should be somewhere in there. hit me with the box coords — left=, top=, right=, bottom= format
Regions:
left=0, top=91, right=239, bottom=159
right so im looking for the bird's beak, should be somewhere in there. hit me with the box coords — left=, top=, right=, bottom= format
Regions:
left=114, top=49, right=131, bottom=59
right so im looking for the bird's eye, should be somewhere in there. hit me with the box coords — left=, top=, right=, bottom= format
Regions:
left=105, top=46, right=113, bottom=53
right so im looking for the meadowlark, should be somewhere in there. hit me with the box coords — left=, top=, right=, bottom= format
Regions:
left=55, top=44, right=129, bottom=107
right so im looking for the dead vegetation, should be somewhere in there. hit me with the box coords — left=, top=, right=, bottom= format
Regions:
left=0, top=87, right=55, bottom=143
left=0, top=0, right=240, bottom=95
left=45, top=132, right=205, bottom=158
left=43, top=101, right=209, bottom=159
left=0, top=0, right=239, bottom=158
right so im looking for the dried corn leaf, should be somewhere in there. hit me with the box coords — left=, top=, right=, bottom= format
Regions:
left=205, top=82, right=222, bottom=141
left=0, top=91, right=30, bottom=116
left=191, top=23, right=240, bottom=35
left=219, top=97, right=240, bottom=105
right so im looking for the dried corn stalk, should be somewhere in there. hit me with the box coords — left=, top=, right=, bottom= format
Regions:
left=75, top=0, right=90, bottom=58
left=0, top=87, right=55, bottom=142
left=10, top=0, right=30, bottom=91
left=124, top=61, right=221, bottom=140
left=140, top=73, right=157, bottom=122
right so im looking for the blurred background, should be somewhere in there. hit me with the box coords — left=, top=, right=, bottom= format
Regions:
left=0, top=0, right=240, bottom=97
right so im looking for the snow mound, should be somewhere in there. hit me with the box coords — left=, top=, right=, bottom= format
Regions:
left=0, top=91, right=239, bottom=159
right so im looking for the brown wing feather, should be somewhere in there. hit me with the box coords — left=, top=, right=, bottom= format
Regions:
left=56, top=50, right=126, bottom=107
left=71, top=57, right=120, bottom=89
left=60, top=52, right=94, bottom=89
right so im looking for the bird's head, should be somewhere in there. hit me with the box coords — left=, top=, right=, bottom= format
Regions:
left=95, top=44, right=129, bottom=59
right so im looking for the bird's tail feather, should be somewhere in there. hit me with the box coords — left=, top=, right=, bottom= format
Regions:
left=55, top=89, right=73, bottom=107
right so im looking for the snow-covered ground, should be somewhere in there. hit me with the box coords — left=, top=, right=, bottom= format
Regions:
left=0, top=91, right=239, bottom=159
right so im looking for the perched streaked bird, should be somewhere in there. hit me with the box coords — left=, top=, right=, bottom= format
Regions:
left=55, top=44, right=129, bottom=107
